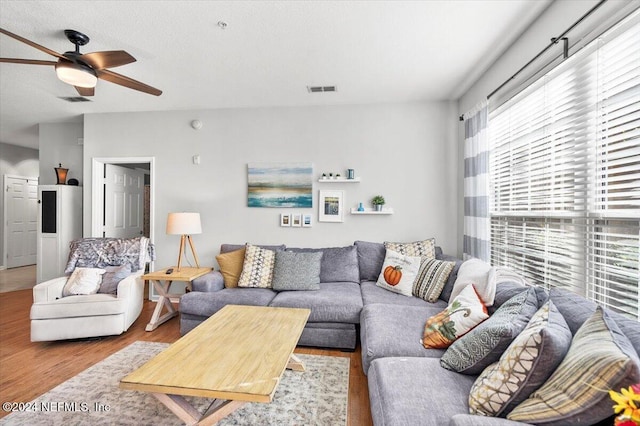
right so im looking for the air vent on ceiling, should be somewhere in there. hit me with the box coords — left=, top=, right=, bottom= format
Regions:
left=58, top=96, right=92, bottom=103
left=307, top=86, right=337, bottom=93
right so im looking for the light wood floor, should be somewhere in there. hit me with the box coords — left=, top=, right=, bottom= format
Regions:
left=0, top=265, right=36, bottom=293
left=0, top=288, right=373, bottom=425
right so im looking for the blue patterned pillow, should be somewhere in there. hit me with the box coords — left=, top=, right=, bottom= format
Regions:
left=441, top=287, right=540, bottom=375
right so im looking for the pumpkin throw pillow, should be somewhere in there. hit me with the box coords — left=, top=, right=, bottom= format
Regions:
left=508, top=306, right=640, bottom=426
left=422, top=284, right=489, bottom=349
left=468, top=300, right=572, bottom=417
left=216, top=247, right=246, bottom=288
left=62, top=267, right=106, bottom=297
left=237, top=244, right=277, bottom=288
left=375, top=249, right=421, bottom=297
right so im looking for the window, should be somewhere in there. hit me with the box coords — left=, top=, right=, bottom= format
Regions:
left=489, top=13, right=639, bottom=319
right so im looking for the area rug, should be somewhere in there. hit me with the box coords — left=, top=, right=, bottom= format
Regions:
left=1, top=341, right=349, bottom=425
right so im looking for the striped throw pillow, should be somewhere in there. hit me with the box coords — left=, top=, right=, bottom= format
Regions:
left=508, top=306, right=640, bottom=425
left=413, top=258, right=455, bottom=302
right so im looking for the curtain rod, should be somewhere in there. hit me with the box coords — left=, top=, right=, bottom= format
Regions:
left=459, top=0, right=607, bottom=122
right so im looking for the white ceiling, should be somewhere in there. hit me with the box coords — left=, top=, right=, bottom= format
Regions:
left=0, top=0, right=550, bottom=149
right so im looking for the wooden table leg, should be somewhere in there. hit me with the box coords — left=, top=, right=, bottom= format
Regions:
left=152, top=393, right=246, bottom=426
left=286, top=353, right=305, bottom=371
left=145, top=280, right=179, bottom=331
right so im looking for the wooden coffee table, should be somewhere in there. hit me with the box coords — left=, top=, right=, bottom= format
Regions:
left=120, top=305, right=310, bottom=425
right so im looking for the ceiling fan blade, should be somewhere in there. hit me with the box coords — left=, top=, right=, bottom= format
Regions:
left=75, top=86, right=95, bottom=96
left=0, top=28, right=65, bottom=60
left=0, top=58, right=57, bottom=66
left=79, top=50, right=136, bottom=70
left=97, top=69, right=162, bottom=96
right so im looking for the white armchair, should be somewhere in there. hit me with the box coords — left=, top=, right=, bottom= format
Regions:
left=30, top=237, right=153, bottom=342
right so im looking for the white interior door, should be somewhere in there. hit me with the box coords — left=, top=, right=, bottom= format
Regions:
left=104, top=164, right=145, bottom=238
left=5, top=175, right=38, bottom=268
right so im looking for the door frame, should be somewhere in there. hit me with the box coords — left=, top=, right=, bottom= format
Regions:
left=2, top=174, right=39, bottom=270
left=91, top=157, right=155, bottom=270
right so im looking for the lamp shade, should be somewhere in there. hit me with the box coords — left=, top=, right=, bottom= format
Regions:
left=166, top=212, right=202, bottom=235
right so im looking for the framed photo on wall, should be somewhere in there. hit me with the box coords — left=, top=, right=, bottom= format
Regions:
left=302, top=214, right=312, bottom=227
left=280, top=213, right=291, bottom=227
left=318, top=190, right=344, bottom=222
left=292, top=213, right=302, bottom=227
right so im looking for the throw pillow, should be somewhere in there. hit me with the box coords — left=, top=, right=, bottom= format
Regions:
left=216, top=247, right=246, bottom=288
left=375, top=249, right=421, bottom=297
left=508, top=306, right=640, bottom=426
left=469, top=300, right=572, bottom=417
left=413, top=258, right=456, bottom=303
left=287, top=246, right=359, bottom=283
left=237, top=244, right=277, bottom=288
left=272, top=251, right=323, bottom=291
left=449, top=258, right=497, bottom=306
left=62, top=267, right=106, bottom=297
left=422, top=284, right=489, bottom=349
left=98, top=264, right=132, bottom=294
left=384, top=238, right=436, bottom=259
left=440, top=287, right=540, bottom=375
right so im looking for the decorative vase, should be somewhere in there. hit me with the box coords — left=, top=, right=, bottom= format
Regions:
left=358, top=202, right=365, bottom=212
left=375, top=204, right=383, bottom=212
left=347, top=169, right=355, bottom=179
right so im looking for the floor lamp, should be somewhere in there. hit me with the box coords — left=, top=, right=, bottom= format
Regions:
left=166, top=212, right=202, bottom=271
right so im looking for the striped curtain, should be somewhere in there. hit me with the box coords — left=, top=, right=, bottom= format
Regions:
left=463, top=100, right=490, bottom=262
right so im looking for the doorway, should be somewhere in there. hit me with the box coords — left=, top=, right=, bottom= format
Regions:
left=3, top=175, right=38, bottom=268
left=91, top=156, right=154, bottom=248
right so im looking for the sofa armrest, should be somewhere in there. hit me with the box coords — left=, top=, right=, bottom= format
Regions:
left=191, top=271, right=225, bottom=292
left=116, top=271, right=144, bottom=299
left=449, top=415, right=532, bottom=426
left=33, top=276, right=68, bottom=303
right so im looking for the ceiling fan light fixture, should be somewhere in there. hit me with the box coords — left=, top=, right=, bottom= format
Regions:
left=55, top=61, right=97, bottom=88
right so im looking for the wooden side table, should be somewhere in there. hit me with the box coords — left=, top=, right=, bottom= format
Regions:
left=144, top=267, right=212, bottom=331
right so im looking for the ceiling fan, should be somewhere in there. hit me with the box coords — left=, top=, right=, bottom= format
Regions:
left=0, top=28, right=162, bottom=97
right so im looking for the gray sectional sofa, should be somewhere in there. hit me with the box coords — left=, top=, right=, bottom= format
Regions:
left=178, top=241, right=640, bottom=426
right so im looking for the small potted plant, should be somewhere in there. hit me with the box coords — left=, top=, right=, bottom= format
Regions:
left=372, top=195, right=385, bottom=212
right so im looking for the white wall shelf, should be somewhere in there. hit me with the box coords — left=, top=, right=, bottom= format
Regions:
left=350, top=207, right=394, bottom=215
left=318, top=177, right=361, bottom=183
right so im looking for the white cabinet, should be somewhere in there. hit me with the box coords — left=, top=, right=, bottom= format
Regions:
left=37, top=185, right=82, bottom=283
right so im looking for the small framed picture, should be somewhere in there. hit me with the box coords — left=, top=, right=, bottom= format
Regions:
left=318, top=190, right=344, bottom=222
left=302, top=214, right=312, bottom=227
left=292, top=213, right=302, bottom=227
left=280, top=213, right=291, bottom=227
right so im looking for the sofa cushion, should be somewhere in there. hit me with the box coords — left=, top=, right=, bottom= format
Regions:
left=438, top=257, right=463, bottom=302
left=413, top=258, right=456, bottom=303
left=376, top=250, right=421, bottom=297
left=423, top=284, right=490, bottom=349
left=31, top=293, right=125, bottom=319
left=62, top=267, right=106, bottom=297
left=549, top=287, right=640, bottom=355
left=355, top=240, right=386, bottom=282
left=220, top=243, right=285, bottom=254
left=179, top=288, right=277, bottom=317
left=272, top=251, right=322, bottom=291
left=360, top=303, right=446, bottom=374
left=441, top=287, right=540, bottom=375
left=492, top=283, right=548, bottom=313
left=360, top=281, right=438, bottom=308
left=384, top=238, right=436, bottom=258
left=508, top=307, right=640, bottom=426
left=237, top=244, right=276, bottom=288
left=288, top=245, right=359, bottom=283
left=216, top=247, right=245, bottom=288
left=98, top=265, right=132, bottom=294
left=368, top=357, right=476, bottom=426
left=469, top=300, right=572, bottom=417
left=268, top=282, right=363, bottom=323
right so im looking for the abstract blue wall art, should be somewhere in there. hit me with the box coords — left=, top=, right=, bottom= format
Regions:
left=247, top=163, right=313, bottom=208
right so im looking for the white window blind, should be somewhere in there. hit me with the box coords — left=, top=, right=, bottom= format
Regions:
left=489, top=12, right=639, bottom=319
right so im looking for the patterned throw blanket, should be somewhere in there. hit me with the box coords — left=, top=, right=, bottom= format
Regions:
left=65, top=237, right=156, bottom=274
